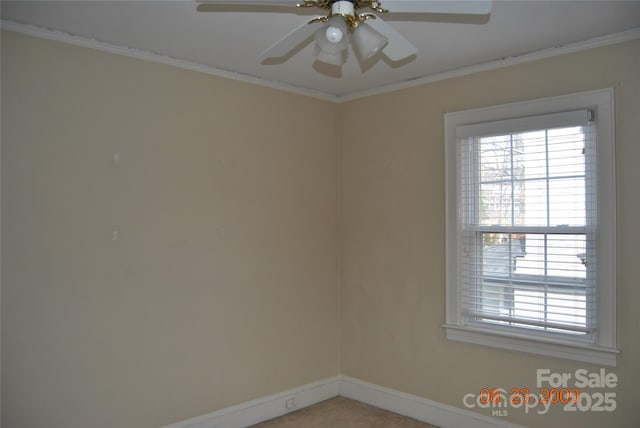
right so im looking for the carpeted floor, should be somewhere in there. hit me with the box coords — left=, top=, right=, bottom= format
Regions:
left=251, top=396, right=438, bottom=427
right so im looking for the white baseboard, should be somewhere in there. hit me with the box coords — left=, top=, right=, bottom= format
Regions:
left=162, top=375, right=523, bottom=428
left=338, top=376, right=523, bottom=428
left=161, top=376, right=340, bottom=428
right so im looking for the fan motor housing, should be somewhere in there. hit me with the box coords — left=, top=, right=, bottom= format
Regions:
left=331, top=1, right=355, bottom=16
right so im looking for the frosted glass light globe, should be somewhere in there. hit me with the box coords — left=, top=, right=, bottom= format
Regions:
left=325, top=26, right=344, bottom=43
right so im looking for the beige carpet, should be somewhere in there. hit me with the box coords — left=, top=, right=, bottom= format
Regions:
left=251, top=397, right=438, bottom=428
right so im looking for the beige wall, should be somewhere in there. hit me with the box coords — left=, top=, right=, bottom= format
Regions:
left=3, top=27, right=640, bottom=428
left=339, top=39, right=640, bottom=427
left=1, top=31, right=339, bottom=428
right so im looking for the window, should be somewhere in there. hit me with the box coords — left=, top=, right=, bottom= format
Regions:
left=444, top=90, right=618, bottom=366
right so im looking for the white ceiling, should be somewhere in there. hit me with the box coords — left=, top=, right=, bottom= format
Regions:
left=2, top=1, right=640, bottom=99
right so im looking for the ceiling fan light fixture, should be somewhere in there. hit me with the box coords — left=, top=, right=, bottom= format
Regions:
left=314, top=15, right=348, bottom=54
left=313, top=44, right=344, bottom=66
left=200, top=0, right=495, bottom=67
left=325, top=25, right=344, bottom=44
left=351, top=22, right=388, bottom=60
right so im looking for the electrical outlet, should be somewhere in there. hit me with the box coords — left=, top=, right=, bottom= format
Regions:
left=285, top=396, right=296, bottom=410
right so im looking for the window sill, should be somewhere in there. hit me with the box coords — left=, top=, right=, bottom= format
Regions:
left=443, top=324, right=619, bottom=367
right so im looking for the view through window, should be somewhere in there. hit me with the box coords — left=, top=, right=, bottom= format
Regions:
left=462, top=125, right=594, bottom=334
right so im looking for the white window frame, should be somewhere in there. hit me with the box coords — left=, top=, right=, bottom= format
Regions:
left=444, top=89, right=618, bottom=366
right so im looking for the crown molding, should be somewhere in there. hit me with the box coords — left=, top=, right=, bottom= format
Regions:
left=339, top=27, right=640, bottom=102
left=0, top=19, right=339, bottom=103
left=2, top=20, right=639, bottom=104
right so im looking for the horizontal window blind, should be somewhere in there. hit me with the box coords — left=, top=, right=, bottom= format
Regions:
left=455, top=109, right=593, bottom=139
left=457, top=113, right=597, bottom=335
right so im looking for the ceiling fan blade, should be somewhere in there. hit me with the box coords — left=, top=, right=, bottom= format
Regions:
left=365, top=17, right=417, bottom=61
left=197, top=0, right=300, bottom=6
left=260, top=19, right=325, bottom=59
left=381, top=0, right=492, bottom=15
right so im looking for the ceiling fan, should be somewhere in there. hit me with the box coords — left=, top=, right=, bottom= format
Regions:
left=197, top=0, right=492, bottom=66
